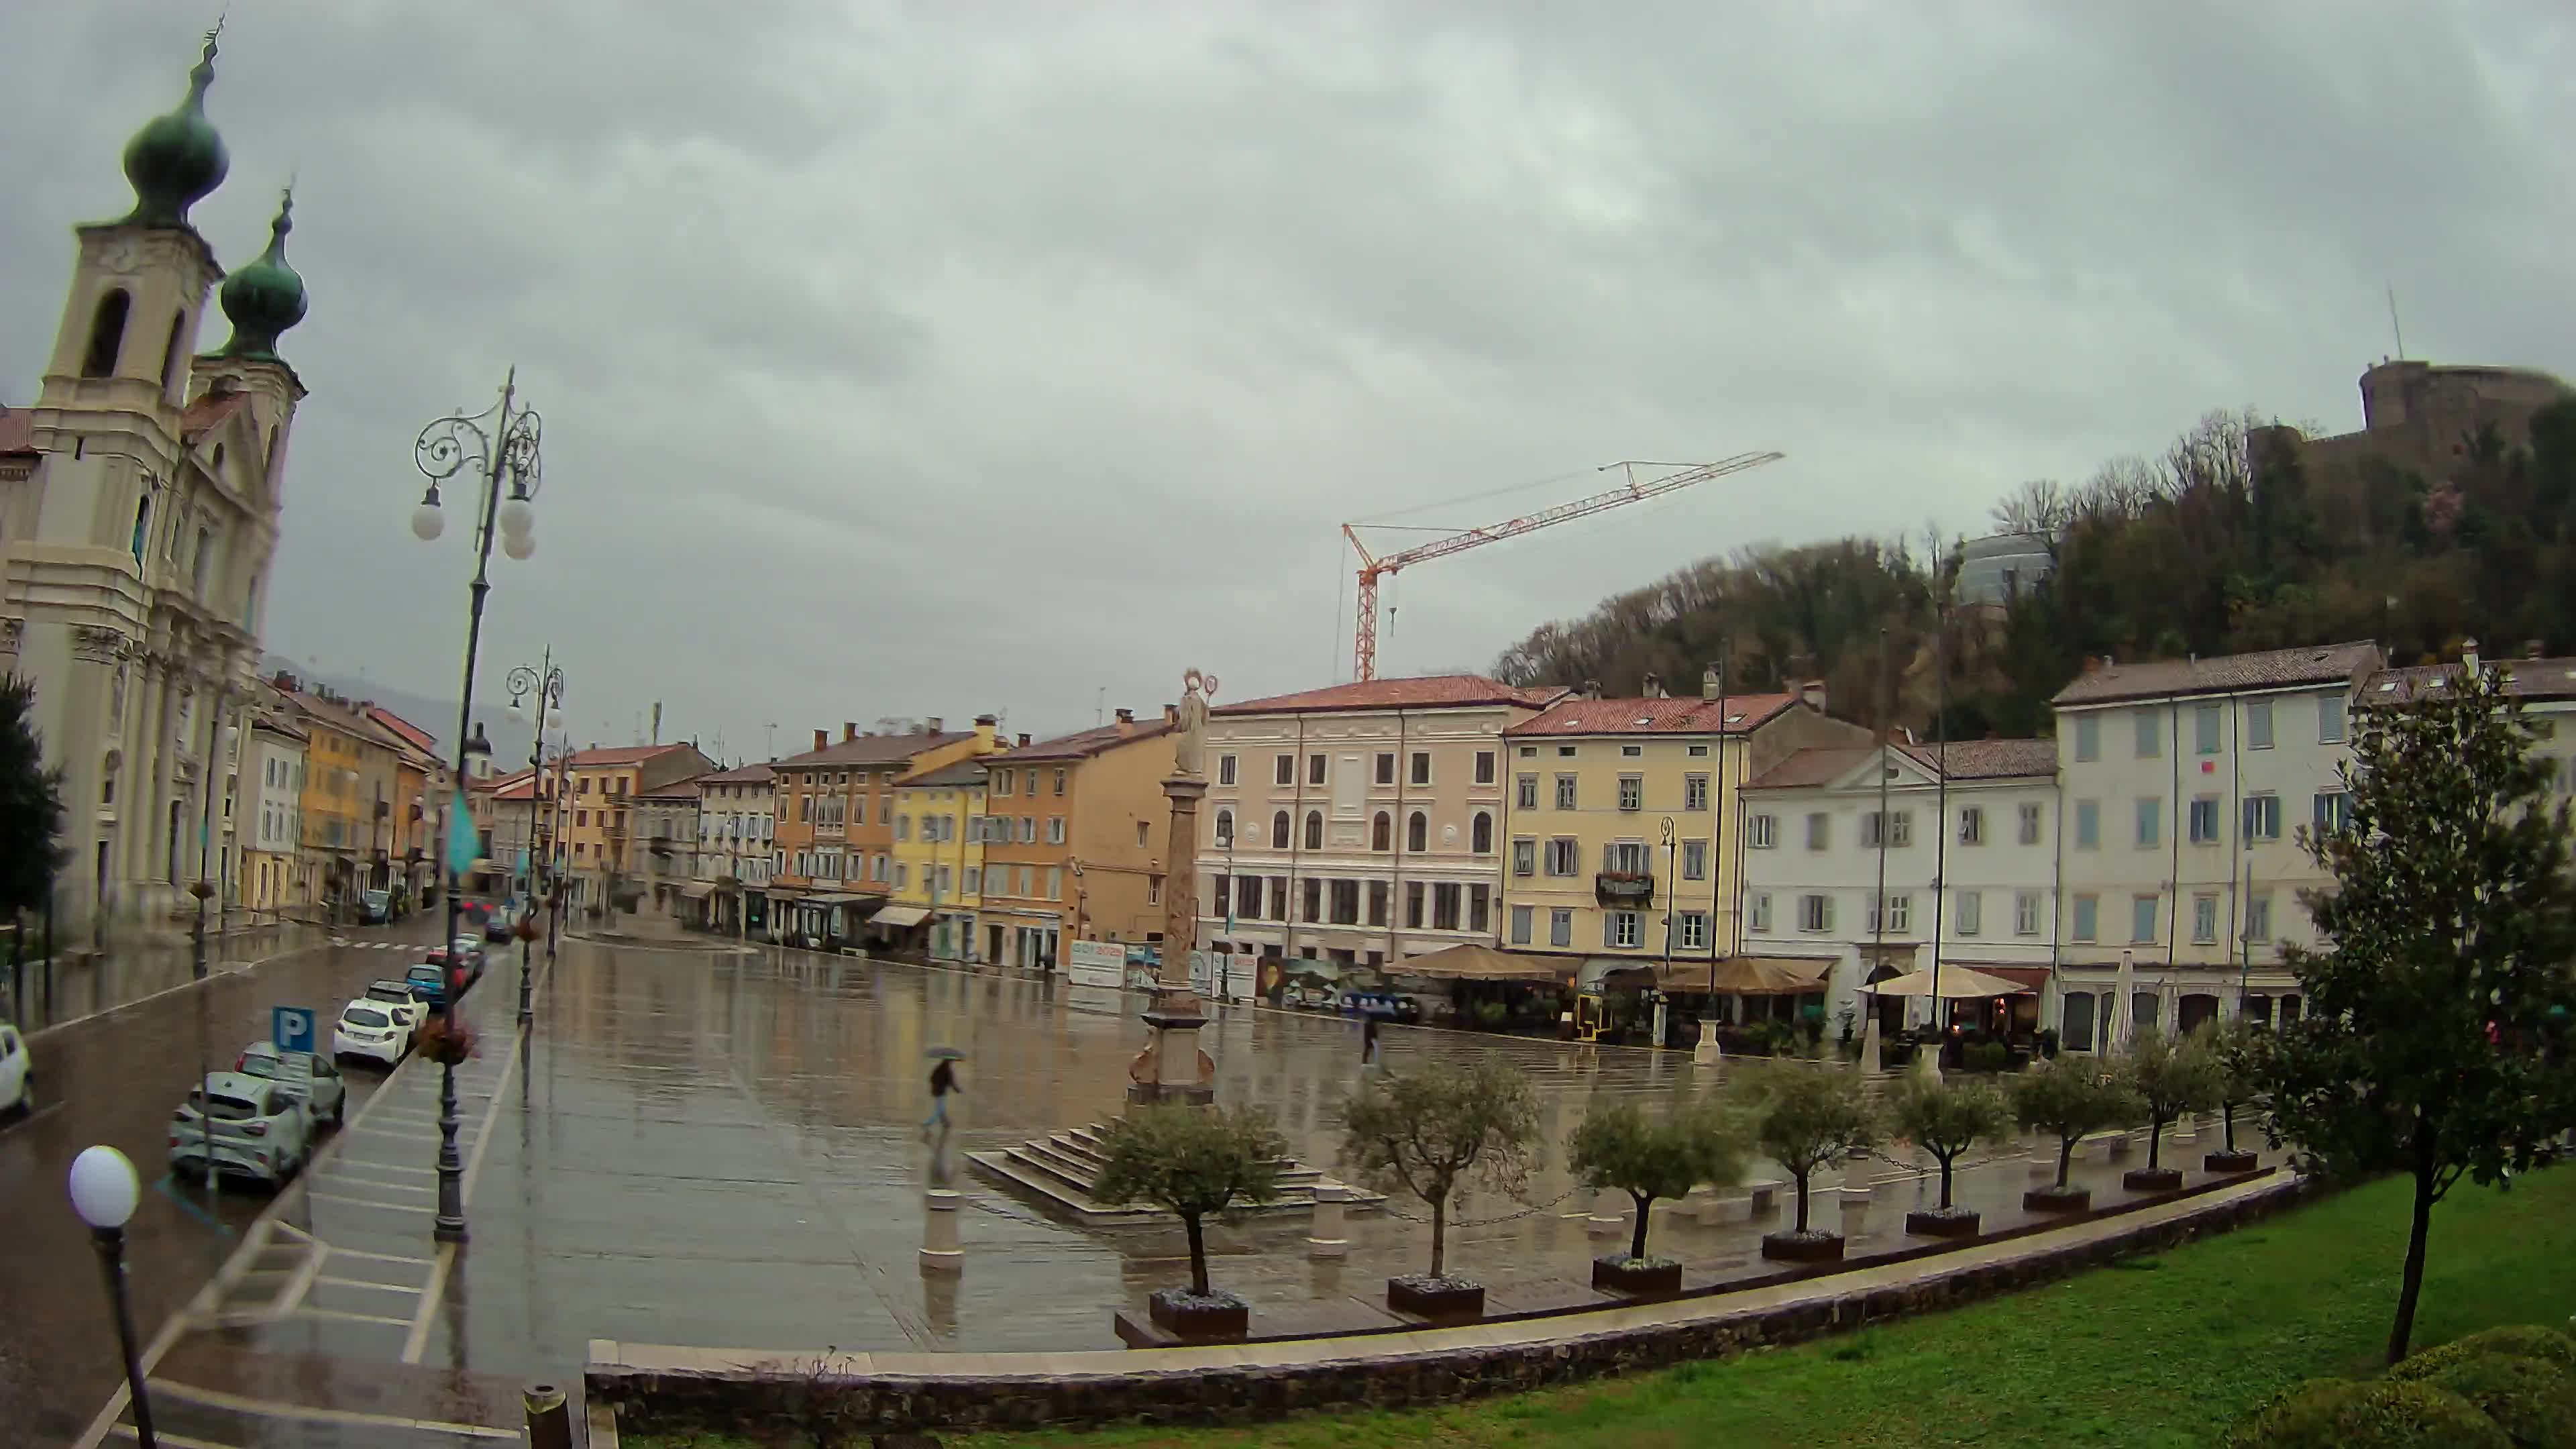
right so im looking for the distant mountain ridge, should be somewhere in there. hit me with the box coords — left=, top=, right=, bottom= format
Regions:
left=258, top=653, right=538, bottom=771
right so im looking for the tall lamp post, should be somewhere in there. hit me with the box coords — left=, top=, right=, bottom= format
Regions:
left=411, top=370, right=545, bottom=1243
left=69, top=1146, right=155, bottom=1449
left=508, top=653, right=565, bottom=1031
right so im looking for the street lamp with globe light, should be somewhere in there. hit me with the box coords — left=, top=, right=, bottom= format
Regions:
left=506, top=653, right=566, bottom=1030
left=69, top=1146, right=156, bottom=1448
left=411, top=370, right=544, bottom=1244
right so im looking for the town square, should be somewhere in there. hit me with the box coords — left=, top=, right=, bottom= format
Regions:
left=3, top=4, right=2575, bottom=1446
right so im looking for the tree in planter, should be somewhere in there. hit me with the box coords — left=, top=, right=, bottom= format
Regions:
left=1887, top=1075, right=2013, bottom=1232
left=2013, top=1063, right=2142, bottom=1207
left=2260, top=662, right=2576, bottom=1364
left=1092, top=1104, right=1286, bottom=1303
left=1754, top=1065, right=1880, bottom=1250
left=1339, top=1058, right=1538, bottom=1301
left=0, top=675, right=68, bottom=920
left=1566, top=1097, right=1750, bottom=1279
left=2116, top=1028, right=2224, bottom=1185
left=2197, top=1018, right=2274, bottom=1169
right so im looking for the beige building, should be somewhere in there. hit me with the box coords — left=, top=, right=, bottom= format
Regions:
left=979, top=709, right=1177, bottom=969
left=0, top=40, right=309, bottom=934
left=1195, top=674, right=1566, bottom=973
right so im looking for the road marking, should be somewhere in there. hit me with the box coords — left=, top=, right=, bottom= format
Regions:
left=150, top=1173, right=235, bottom=1236
left=309, top=1188, right=429, bottom=1212
left=323, top=1168, right=438, bottom=1193
left=0, top=1099, right=64, bottom=1136
left=313, top=1275, right=424, bottom=1295
left=293, top=1305, right=415, bottom=1328
left=107, top=1426, right=237, bottom=1448
left=331, top=1157, right=437, bottom=1175
left=148, top=1379, right=519, bottom=1438
left=325, top=1245, right=434, bottom=1265
left=402, top=1017, right=528, bottom=1366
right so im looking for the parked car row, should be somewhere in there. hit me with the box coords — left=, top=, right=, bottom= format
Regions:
left=169, top=1042, right=349, bottom=1188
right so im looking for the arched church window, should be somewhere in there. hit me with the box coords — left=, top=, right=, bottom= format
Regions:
left=84, top=290, right=132, bottom=378
left=160, top=310, right=186, bottom=390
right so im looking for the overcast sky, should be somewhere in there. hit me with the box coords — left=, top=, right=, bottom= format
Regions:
left=7, top=1, right=2571, bottom=760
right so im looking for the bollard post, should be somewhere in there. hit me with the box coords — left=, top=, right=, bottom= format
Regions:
left=920, top=1188, right=963, bottom=1273
left=1306, top=1182, right=1348, bottom=1260
left=522, top=1383, right=572, bottom=1449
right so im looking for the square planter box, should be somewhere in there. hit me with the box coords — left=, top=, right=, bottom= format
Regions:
left=1591, top=1255, right=1684, bottom=1296
left=2204, top=1149, right=2261, bottom=1174
left=2122, top=1167, right=2184, bottom=1193
left=2023, top=1185, right=2092, bottom=1214
left=1387, top=1275, right=1485, bottom=1321
left=1904, top=1207, right=1982, bottom=1238
left=1760, top=1230, right=1845, bottom=1264
left=1146, top=1287, right=1248, bottom=1342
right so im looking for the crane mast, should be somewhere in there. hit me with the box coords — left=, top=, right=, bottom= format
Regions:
left=1343, top=451, right=1784, bottom=682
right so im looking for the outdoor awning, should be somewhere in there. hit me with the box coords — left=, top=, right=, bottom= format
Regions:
left=869, top=904, right=932, bottom=928
left=1699, top=955, right=1836, bottom=996
left=1962, top=965, right=2050, bottom=992
left=1390, top=943, right=1570, bottom=983
left=680, top=883, right=714, bottom=900
left=804, top=892, right=878, bottom=907
left=1860, top=965, right=2035, bottom=999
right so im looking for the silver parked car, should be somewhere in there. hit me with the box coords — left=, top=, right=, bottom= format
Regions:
left=235, top=1042, right=347, bottom=1131
left=169, top=1071, right=312, bottom=1187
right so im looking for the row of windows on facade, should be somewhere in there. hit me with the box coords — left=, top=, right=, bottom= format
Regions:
left=1740, top=885, right=2282, bottom=947
left=1509, top=771, right=1715, bottom=813
left=784, top=851, right=1067, bottom=900
left=1215, top=806, right=1496, bottom=855
left=2070, top=695, right=2344, bottom=762
left=1750, top=790, right=2384, bottom=855
left=1219, top=749, right=1500, bottom=790
left=1207, top=873, right=1497, bottom=934
left=1500, top=904, right=1714, bottom=951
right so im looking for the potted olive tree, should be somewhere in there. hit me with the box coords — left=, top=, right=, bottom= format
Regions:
left=1888, top=1075, right=2013, bottom=1238
left=2118, top=1028, right=2223, bottom=1191
left=2198, top=1018, right=2270, bottom=1173
left=1092, top=1104, right=1287, bottom=1341
left=1755, top=1065, right=1880, bottom=1263
left=1339, top=1059, right=1538, bottom=1320
left=1566, top=1097, right=1749, bottom=1295
left=2014, top=1063, right=2141, bottom=1213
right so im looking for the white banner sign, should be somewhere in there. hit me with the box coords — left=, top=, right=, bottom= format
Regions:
left=1067, top=939, right=1125, bottom=990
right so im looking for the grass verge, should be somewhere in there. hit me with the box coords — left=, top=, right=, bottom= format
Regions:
left=631, top=1165, right=2576, bottom=1449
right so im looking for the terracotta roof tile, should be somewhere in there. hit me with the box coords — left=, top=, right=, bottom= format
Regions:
left=2369, top=659, right=2576, bottom=704
left=1503, top=693, right=1799, bottom=738
left=774, top=731, right=974, bottom=767
left=1006, top=719, right=1173, bottom=761
left=0, top=405, right=34, bottom=456
left=695, top=762, right=775, bottom=785
left=898, top=759, right=991, bottom=789
left=364, top=705, right=439, bottom=757
left=2053, top=642, right=2381, bottom=706
left=566, top=743, right=694, bottom=767
left=181, top=390, right=249, bottom=443
left=1746, top=737, right=2057, bottom=791
left=1216, top=675, right=1566, bottom=716
left=1743, top=747, right=1877, bottom=792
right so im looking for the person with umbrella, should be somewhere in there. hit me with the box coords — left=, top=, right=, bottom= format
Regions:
left=923, top=1046, right=965, bottom=1187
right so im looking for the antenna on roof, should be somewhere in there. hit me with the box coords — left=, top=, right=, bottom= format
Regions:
left=2385, top=282, right=2406, bottom=360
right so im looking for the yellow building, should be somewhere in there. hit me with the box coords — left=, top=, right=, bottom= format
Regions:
left=559, top=743, right=714, bottom=911
left=888, top=755, right=993, bottom=961
left=266, top=679, right=407, bottom=914
left=1496, top=680, right=1865, bottom=983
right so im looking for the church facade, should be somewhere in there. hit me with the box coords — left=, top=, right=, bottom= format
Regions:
left=0, top=30, right=313, bottom=936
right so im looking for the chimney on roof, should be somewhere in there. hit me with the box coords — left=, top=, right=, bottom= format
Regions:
left=1701, top=665, right=1722, bottom=700
left=924, top=716, right=943, bottom=735
left=814, top=729, right=828, bottom=751
left=272, top=669, right=298, bottom=692
left=844, top=722, right=858, bottom=742
left=1016, top=732, right=1031, bottom=748
left=1116, top=708, right=1134, bottom=724
left=2463, top=638, right=2481, bottom=674
left=2081, top=656, right=2104, bottom=674
left=1641, top=672, right=1664, bottom=699
left=2526, top=639, right=2546, bottom=660
left=1799, top=678, right=1829, bottom=714
left=1582, top=679, right=1603, bottom=700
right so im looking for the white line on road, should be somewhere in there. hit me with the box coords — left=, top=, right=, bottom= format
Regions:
left=309, top=1188, right=431, bottom=1212
left=148, top=1379, right=519, bottom=1439
left=293, top=1305, right=415, bottom=1328
left=313, top=1275, right=425, bottom=1295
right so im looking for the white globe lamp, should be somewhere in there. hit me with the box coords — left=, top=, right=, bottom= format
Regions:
left=68, top=1144, right=140, bottom=1230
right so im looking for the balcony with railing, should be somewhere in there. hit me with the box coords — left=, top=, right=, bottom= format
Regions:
left=1594, top=871, right=1655, bottom=907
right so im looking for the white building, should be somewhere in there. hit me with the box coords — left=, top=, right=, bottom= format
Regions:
left=1739, top=737, right=2061, bottom=1034
left=694, top=761, right=774, bottom=934
left=2049, top=641, right=2383, bottom=1049
left=0, top=36, right=308, bottom=934
left=1195, top=675, right=1564, bottom=972
left=237, top=712, right=305, bottom=912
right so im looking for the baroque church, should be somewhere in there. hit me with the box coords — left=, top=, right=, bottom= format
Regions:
left=0, top=30, right=310, bottom=934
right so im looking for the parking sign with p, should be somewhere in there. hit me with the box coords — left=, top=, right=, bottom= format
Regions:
left=272, top=1006, right=315, bottom=1055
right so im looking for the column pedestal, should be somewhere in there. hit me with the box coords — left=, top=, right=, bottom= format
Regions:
left=1860, top=1015, right=1882, bottom=1074
left=920, top=1188, right=963, bottom=1273
left=1693, top=1017, right=1721, bottom=1066
left=1307, top=1183, right=1348, bottom=1259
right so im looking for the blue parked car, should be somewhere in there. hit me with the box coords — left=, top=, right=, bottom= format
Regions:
left=404, top=963, right=450, bottom=1010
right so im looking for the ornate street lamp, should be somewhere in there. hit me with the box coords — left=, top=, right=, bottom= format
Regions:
left=507, top=653, right=565, bottom=1031
left=411, top=371, right=544, bottom=1244
left=69, top=1146, right=156, bottom=1448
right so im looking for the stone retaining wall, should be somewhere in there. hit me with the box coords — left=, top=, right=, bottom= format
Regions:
left=594, top=1175, right=2312, bottom=1440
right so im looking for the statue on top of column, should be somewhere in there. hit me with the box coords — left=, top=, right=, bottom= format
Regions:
left=1172, top=667, right=1219, bottom=778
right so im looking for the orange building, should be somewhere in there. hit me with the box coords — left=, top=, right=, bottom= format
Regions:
left=979, top=707, right=1177, bottom=969
left=764, top=717, right=998, bottom=946
left=560, top=743, right=714, bottom=911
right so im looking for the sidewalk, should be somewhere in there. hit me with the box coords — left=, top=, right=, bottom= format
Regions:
left=5, top=918, right=323, bottom=1035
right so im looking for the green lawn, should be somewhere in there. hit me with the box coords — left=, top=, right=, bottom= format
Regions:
left=632, top=1165, right=2576, bottom=1449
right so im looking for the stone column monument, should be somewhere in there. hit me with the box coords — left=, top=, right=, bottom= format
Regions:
left=1128, top=668, right=1220, bottom=1107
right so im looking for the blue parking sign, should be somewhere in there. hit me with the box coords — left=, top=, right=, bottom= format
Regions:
left=272, top=1006, right=315, bottom=1054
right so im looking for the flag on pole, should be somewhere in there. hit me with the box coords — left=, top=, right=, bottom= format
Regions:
left=445, top=788, right=479, bottom=877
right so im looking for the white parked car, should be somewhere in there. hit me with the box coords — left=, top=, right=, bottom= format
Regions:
left=333, top=999, right=410, bottom=1067
left=236, top=1042, right=346, bottom=1130
left=169, top=1072, right=311, bottom=1186
left=1, top=1022, right=30, bottom=1116
left=361, top=979, right=430, bottom=1036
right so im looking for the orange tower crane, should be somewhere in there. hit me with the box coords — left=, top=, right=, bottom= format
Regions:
left=1341, top=452, right=1784, bottom=682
